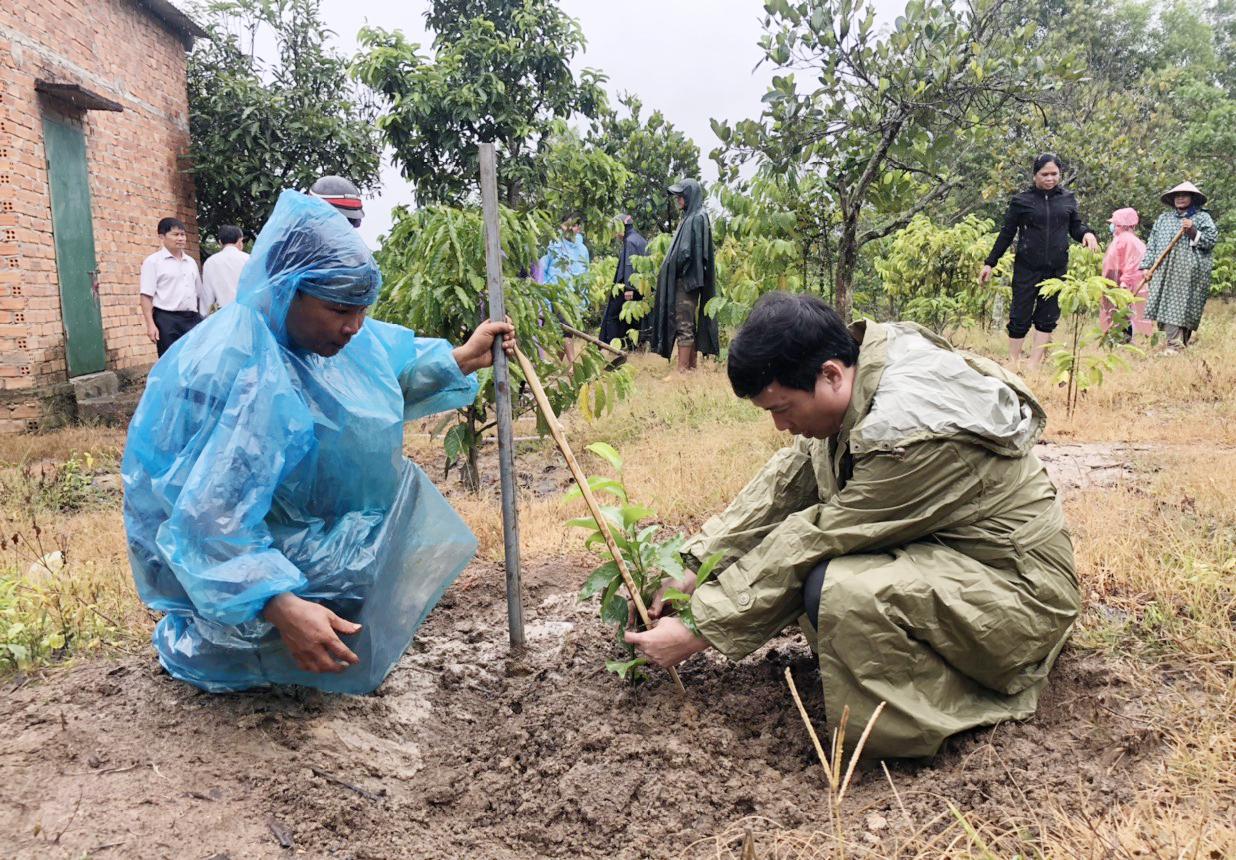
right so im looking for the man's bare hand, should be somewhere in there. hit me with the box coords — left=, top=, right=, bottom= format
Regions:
left=453, top=320, right=516, bottom=374
left=263, top=592, right=361, bottom=674
left=624, top=617, right=710, bottom=668
left=1082, top=232, right=1100, bottom=252
left=978, top=265, right=993, bottom=285
left=630, top=570, right=699, bottom=625
left=146, top=322, right=160, bottom=344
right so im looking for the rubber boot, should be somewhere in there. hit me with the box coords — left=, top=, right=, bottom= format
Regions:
left=677, top=342, right=695, bottom=374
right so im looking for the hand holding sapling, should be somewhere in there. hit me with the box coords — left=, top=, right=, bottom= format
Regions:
left=568, top=442, right=721, bottom=681
left=624, top=617, right=710, bottom=668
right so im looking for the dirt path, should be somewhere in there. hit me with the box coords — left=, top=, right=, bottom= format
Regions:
left=0, top=441, right=1196, bottom=858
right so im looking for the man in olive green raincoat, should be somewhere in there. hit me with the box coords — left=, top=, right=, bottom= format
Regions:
left=650, top=178, right=720, bottom=371
left=626, top=293, right=1079, bottom=758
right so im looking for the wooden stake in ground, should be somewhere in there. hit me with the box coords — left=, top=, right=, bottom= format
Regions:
left=511, top=344, right=686, bottom=694
left=478, top=142, right=524, bottom=648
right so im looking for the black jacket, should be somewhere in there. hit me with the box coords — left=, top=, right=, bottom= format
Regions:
left=985, top=186, right=1092, bottom=273
left=600, top=225, right=648, bottom=344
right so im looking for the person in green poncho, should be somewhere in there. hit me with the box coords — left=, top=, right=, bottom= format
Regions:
left=1140, top=181, right=1218, bottom=352
left=626, top=293, right=1079, bottom=758
left=650, top=179, right=719, bottom=372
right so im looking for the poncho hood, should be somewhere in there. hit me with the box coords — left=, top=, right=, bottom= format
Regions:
left=848, top=321, right=1045, bottom=457
left=238, top=190, right=381, bottom=346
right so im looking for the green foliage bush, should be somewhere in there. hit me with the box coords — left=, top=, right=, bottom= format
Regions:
left=875, top=215, right=1009, bottom=334
left=374, top=205, right=631, bottom=488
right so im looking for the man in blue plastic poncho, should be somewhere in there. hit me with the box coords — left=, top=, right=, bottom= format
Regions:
left=122, top=190, right=513, bottom=694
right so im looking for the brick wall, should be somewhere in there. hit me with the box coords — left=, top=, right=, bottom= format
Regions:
left=0, top=0, right=198, bottom=431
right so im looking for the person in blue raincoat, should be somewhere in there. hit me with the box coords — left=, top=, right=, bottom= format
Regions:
left=539, top=217, right=590, bottom=362
left=122, top=190, right=514, bottom=694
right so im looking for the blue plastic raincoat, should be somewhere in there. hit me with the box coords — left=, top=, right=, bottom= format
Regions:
left=122, top=191, right=479, bottom=694
left=542, top=233, right=590, bottom=284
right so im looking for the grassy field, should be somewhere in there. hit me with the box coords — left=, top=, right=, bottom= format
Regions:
left=1, top=302, right=1234, bottom=857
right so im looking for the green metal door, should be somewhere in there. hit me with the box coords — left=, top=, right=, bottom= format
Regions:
left=43, top=116, right=106, bottom=377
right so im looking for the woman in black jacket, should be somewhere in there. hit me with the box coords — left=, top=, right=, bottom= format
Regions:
left=980, top=154, right=1099, bottom=369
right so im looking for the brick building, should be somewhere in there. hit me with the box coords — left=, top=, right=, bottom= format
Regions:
left=0, top=0, right=205, bottom=432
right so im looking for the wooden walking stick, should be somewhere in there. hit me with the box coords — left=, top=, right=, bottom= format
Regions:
left=511, top=344, right=686, bottom=694
left=1141, top=225, right=1187, bottom=286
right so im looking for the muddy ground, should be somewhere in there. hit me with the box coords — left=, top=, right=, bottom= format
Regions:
left=0, top=444, right=1193, bottom=858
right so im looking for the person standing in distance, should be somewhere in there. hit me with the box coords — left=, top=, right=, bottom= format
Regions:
left=139, top=217, right=208, bottom=358
left=979, top=154, right=1099, bottom=370
left=202, top=225, right=249, bottom=311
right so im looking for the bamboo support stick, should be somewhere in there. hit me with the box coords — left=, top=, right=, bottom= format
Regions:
left=478, top=142, right=524, bottom=647
left=512, top=344, right=685, bottom=694
left=1141, top=225, right=1186, bottom=286
left=561, top=323, right=625, bottom=356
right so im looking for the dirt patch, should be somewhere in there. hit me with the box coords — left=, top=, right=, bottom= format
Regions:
left=1, top=558, right=1172, bottom=859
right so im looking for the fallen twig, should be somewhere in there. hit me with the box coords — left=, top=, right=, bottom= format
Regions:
left=310, top=766, right=381, bottom=801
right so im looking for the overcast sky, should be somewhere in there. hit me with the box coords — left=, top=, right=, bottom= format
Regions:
left=306, top=0, right=905, bottom=245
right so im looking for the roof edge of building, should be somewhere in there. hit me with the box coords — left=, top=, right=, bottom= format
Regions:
left=133, top=0, right=209, bottom=47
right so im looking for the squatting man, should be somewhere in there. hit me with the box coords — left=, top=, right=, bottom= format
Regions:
left=626, top=292, right=1080, bottom=757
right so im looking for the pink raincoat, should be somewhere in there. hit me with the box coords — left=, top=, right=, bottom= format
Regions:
left=1101, top=229, right=1153, bottom=334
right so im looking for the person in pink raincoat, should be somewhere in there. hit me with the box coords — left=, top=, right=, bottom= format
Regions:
left=1100, top=208, right=1152, bottom=340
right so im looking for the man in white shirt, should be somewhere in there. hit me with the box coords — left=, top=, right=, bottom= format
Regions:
left=201, top=225, right=249, bottom=310
left=139, top=218, right=207, bottom=358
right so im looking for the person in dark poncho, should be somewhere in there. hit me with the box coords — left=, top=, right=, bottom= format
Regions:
left=600, top=215, right=648, bottom=345
left=651, top=179, right=719, bottom=371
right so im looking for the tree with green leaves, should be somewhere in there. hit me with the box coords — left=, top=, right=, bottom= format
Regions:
left=186, top=0, right=381, bottom=240
left=353, top=0, right=607, bottom=209
left=373, top=204, right=631, bottom=491
left=713, top=0, right=1070, bottom=320
left=589, top=93, right=702, bottom=236
left=540, top=123, right=630, bottom=247
left=874, top=215, right=1011, bottom=334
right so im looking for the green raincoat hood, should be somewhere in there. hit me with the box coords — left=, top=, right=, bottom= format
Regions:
left=846, top=321, right=1046, bottom=458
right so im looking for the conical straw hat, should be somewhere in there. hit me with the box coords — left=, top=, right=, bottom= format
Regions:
left=1161, top=181, right=1207, bottom=207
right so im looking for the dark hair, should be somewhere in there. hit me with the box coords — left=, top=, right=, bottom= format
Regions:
left=1032, top=153, right=1063, bottom=175
left=727, top=293, right=859, bottom=398
left=157, top=217, right=186, bottom=235
left=218, top=225, right=243, bottom=245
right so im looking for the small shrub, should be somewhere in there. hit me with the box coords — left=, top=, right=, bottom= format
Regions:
left=0, top=524, right=129, bottom=673
left=1, top=452, right=107, bottom=514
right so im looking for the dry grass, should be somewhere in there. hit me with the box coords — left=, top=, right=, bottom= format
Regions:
left=0, top=423, right=127, bottom=467
left=958, top=299, right=1236, bottom=444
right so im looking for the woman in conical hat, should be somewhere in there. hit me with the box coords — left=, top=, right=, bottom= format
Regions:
left=1140, top=181, right=1218, bottom=351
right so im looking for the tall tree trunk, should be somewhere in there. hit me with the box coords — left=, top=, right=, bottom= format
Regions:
left=834, top=217, right=859, bottom=321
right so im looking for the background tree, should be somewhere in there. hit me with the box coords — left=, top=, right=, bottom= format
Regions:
left=186, top=0, right=381, bottom=240
left=874, top=215, right=1010, bottom=334
left=713, top=0, right=1070, bottom=320
left=353, top=0, right=607, bottom=209
left=540, top=123, right=631, bottom=247
left=374, top=205, right=631, bottom=491
left=589, top=93, right=702, bottom=236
